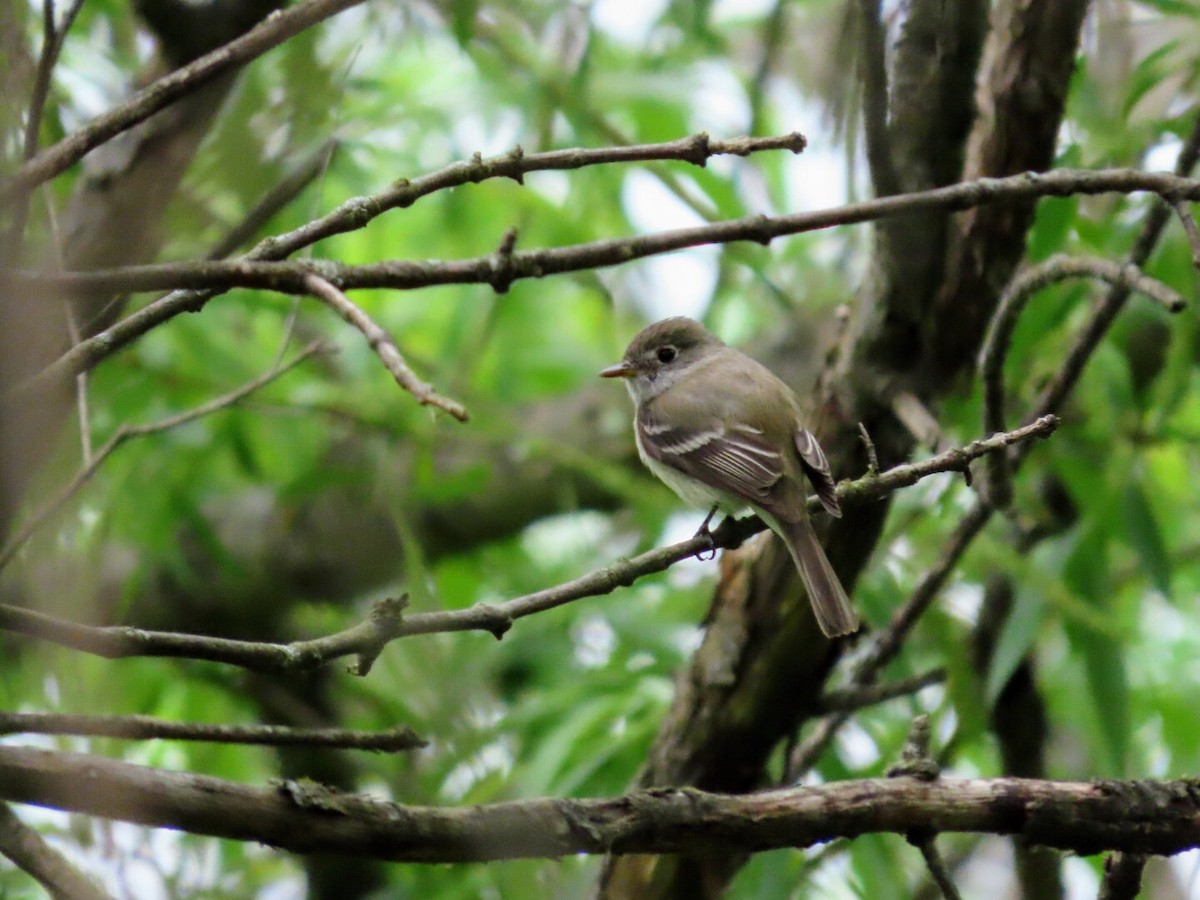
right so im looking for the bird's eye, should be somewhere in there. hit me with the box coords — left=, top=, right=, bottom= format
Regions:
left=656, top=346, right=677, bottom=364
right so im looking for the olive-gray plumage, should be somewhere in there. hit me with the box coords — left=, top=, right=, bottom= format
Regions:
left=600, top=316, right=858, bottom=637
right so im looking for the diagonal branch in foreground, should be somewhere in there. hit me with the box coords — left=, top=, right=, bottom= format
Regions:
left=0, top=743, right=1197, bottom=861
left=0, top=416, right=1057, bottom=673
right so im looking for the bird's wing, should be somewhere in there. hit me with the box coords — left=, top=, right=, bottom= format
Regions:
left=637, top=407, right=784, bottom=502
left=794, top=428, right=841, bottom=518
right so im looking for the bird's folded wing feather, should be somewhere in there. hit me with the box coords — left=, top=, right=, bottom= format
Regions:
left=637, top=409, right=783, bottom=502
left=794, top=428, right=841, bottom=517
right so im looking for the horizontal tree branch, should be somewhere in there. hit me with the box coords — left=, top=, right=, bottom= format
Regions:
left=0, top=744, right=1197, bottom=861
left=248, top=131, right=808, bottom=262
left=15, top=168, right=1200, bottom=302
left=0, top=0, right=367, bottom=200
left=0, top=416, right=1057, bottom=673
left=0, top=712, right=425, bottom=752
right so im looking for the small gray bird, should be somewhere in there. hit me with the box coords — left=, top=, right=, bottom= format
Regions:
left=601, top=316, right=858, bottom=637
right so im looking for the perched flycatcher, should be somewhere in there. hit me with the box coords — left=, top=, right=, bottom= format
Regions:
left=601, top=316, right=858, bottom=637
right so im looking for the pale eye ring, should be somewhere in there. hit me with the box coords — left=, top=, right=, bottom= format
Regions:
left=656, top=346, right=677, bottom=364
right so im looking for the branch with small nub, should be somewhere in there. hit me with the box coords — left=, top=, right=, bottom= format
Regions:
left=14, top=169, right=1200, bottom=304
left=1, top=742, right=1199, bottom=862
left=0, top=417, right=1057, bottom=674
left=885, top=716, right=962, bottom=900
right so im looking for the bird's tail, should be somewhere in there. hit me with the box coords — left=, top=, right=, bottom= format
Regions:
left=779, top=515, right=859, bottom=638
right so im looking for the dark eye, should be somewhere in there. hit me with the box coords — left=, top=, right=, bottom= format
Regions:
left=656, top=346, right=677, bottom=364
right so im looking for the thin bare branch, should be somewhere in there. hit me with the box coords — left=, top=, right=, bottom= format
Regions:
left=0, top=803, right=112, bottom=900
left=302, top=274, right=467, bottom=420
left=819, top=668, right=945, bottom=712
left=858, top=422, right=880, bottom=474
left=0, top=711, right=424, bottom=752
left=837, top=416, right=1055, bottom=506
left=0, top=341, right=328, bottom=571
left=0, top=744, right=1197, bottom=861
left=1170, top=198, right=1200, bottom=267
left=914, top=836, right=965, bottom=900
left=23, top=0, right=84, bottom=162
left=0, top=0, right=368, bottom=200
left=2, top=0, right=85, bottom=261
left=0, top=418, right=1057, bottom=672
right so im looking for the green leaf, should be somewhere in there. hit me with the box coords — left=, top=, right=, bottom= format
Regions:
left=985, top=583, right=1047, bottom=706
left=450, top=0, right=480, bottom=45
left=1027, top=196, right=1079, bottom=260
left=1136, top=0, right=1200, bottom=18
left=1124, top=41, right=1183, bottom=116
left=1121, top=480, right=1172, bottom=596
left=1067, top=623, right=1130, bottom=776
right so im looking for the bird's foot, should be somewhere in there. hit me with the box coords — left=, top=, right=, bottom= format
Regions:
left=693, top=505, right=719, bottom=560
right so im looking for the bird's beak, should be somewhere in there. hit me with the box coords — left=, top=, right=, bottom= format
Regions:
left=599, top=361, right=635, bottom=379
